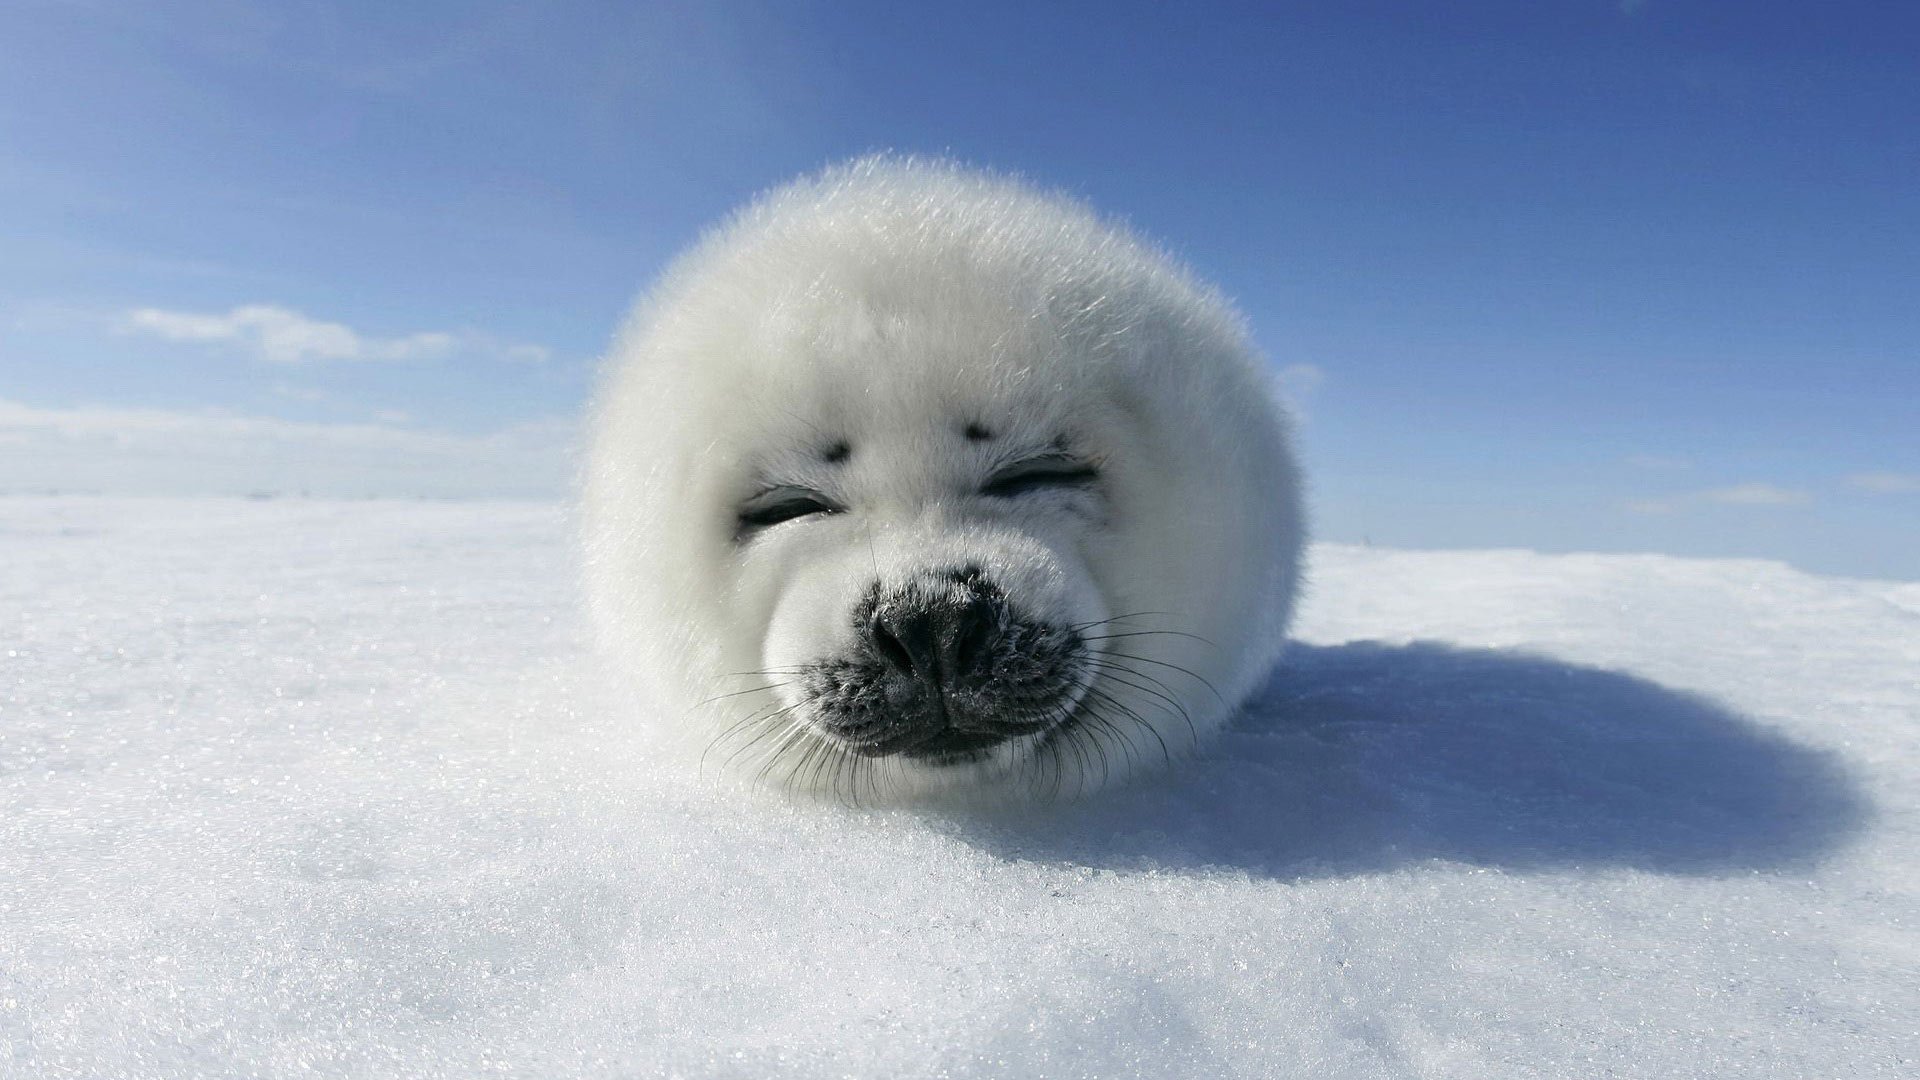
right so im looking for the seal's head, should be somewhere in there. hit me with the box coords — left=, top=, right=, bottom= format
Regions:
left=584, top=156, right=1303, bottom=801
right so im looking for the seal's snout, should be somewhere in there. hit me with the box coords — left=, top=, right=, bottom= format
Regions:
left=866, top=585, right=999, bottom=689
left=801, top=568, right=1087, bottom=764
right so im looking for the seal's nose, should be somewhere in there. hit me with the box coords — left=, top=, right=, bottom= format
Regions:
left=867, top=592, right=997, bottom=686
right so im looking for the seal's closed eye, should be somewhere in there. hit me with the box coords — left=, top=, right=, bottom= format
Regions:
left=737, top=486, right=841, bottom=537
left=980, top=454, right=1099, bottom=499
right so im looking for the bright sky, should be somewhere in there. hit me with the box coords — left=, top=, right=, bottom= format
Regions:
left=1, top=1, right=1915, bottom=578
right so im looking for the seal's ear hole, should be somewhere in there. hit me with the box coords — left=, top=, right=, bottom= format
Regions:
left=822, top=440, right=852, bottom=463
left=963, top=423, right=993, bottom=442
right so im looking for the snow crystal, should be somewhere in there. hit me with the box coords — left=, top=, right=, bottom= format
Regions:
left=3, top=497, right=1914, bottom=1078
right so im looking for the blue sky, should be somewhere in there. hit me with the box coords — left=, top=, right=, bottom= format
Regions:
left=1, top=1, right=1915, bottom=578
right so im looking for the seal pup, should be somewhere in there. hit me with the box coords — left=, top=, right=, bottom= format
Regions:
left=583, top=156, right=1304, bottom=802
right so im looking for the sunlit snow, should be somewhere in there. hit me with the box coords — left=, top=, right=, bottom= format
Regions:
left=4, top=497, right=1914, bottom=1078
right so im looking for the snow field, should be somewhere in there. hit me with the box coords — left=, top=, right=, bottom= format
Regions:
left=2, top=498, right=1915, bottom=1078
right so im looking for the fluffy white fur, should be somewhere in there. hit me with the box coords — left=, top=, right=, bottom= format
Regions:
left=583, top=156, right=1304, bottom=801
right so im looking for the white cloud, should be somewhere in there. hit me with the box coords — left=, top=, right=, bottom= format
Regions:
left=0, top=398, right=575, bottom=498
left=499, top=342, right=554, bottom=364
left=122, top=304, right=551, bottom=365
left=270, top=382, right=334, bottom=404
left=1625, top=482, right=1811, bottom=515
left=1272, top=363, right=1326, bottom=418
left=1702, top=483, right=1810, bottom=507
left=1846, top=471, right=1920, bottom=494
left=1276, top=363, right=1324, bottom=396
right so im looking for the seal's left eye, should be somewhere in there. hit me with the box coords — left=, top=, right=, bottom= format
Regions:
left=980, top=457, right=1099, bottom=498
left=737, top=487, right=841, bottom=535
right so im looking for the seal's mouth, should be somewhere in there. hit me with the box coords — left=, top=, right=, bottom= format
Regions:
left=843, top=712, right=1067, bottom=764
left=897, top=727, right=1016, bottom=763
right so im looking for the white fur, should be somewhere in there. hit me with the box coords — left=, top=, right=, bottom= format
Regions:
left=583, top=156, right=1304, bottom=801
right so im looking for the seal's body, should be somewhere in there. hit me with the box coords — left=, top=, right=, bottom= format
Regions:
left=584, top=157, right=1303, bottom=801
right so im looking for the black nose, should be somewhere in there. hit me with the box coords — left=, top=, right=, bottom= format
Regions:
left=867, top=593, right=997, bottom=686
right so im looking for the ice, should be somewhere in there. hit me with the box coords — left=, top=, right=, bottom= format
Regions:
left=3, top=497, right=1915, bottom=1078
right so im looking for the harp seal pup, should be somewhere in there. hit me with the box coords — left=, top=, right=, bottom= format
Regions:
left=583, top=156, right=1303, bottom=802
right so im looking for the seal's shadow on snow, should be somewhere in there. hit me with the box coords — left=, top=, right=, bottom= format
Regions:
left=957, top=642, right=1868, bottom=879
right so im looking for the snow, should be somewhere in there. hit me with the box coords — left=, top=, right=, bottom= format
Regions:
left=3, top=497, right=1915, bottom=1078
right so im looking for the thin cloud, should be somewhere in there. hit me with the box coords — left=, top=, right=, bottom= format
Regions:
left=122, top=304, right=551, bottom=366
left=1276, top=362, right=1324, bottom=395
left=1846, top=471, right=1920, bottom=494
left=1273, top=362, right=1326, bottom=418
left=1703, top=482, right=1810, bottom=506
left=1625, top=482, right=1811, bottom=515
left=270, top=382, right=334, bottom=404
left=1625, top=453, right=1692, bottom=471
left=0, top=398, right=574, bottom=498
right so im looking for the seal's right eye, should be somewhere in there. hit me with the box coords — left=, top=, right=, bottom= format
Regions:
left=736, top=487, right=841, bottom=536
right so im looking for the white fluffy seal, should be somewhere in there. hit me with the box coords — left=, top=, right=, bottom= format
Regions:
left=584, top=156, right=1303, bottom=802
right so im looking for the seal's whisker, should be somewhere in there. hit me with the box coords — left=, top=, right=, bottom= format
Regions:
left=771, top=728, right=822, bottom=797
left=834, top=746, right=864, bottom=809
left=717, top=699, right=810, bottom=769
left=1079, top=709, right=1119, bottom=789
left=1094, top=650, right=1226, bottom=705
left=715, top=668, right=808, bottom=680
left=1084, top=659, right=1199, bottom=747
left=1036, top=696, right=1085, bottom=801
left=1066, top=610, right=1179, bottom=633
left=709, top=690, right=803, bottom=747
left=1080, top=629, right=1220, bottom=650
left=806, top=732, right=842, bottom=799
left=755, top=712, right=822, bottom=789
left=1082, top=685, right=1169, bottom=769
left=1085, top=657, right=1186, bottom=714
left=695, top=683, right=789, bottom=707
left=701, top=699, right=791, bottom=772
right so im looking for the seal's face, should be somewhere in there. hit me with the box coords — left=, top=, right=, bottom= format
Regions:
left=741, top=415, right=1113, bottom=779
left=584, top=158, right=1304, bottom=802
left=706, top=291, right=1149, bottom=794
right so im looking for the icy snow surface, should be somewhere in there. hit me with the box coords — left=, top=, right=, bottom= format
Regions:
left=4, top=497, right=1915, bottom=1078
